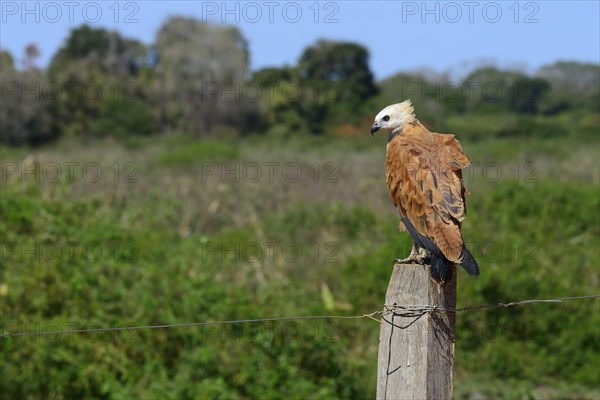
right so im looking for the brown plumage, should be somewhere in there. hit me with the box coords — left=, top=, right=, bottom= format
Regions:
left=371, top=100, right=479, bottom=284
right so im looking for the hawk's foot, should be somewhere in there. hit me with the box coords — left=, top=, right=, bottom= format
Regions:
left=393, top=247, right=427, bottom=265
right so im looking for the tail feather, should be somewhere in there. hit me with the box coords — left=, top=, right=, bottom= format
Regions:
left=430, top=254, right=453, bottom=285
left=459, top=246, right=480, bottom=276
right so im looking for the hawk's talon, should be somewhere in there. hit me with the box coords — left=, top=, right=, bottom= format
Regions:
left=393, top=256, right=423, bottom=265
left=393, top=246, right=427, bottom=265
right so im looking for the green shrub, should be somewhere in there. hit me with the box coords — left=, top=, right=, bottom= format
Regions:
left=90, top=98, right=157, bottom=137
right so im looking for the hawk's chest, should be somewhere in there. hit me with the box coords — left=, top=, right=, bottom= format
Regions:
left=385, top=134, right=435, bottom=207
left=385, top=136, right=423, bottom=183
left=385, top=137, right=411, bottom=208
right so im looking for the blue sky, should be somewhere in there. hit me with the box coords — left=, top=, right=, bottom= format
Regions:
left=1, top=1, right=598, bottom=79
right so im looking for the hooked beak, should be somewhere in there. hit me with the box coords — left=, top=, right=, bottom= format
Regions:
left=370, top=123, right=380, bottom=136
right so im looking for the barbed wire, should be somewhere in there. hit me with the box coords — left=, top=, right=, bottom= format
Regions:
left=382, top=294, right=600, bottom=317
left=0, top=314, right=381, bottom=339
left=1, top=294, right=598, bottom=338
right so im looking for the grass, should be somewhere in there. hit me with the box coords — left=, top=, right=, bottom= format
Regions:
left=157, top=138, right=240, bottom=167
left=1, top=132, right=599, bottom=399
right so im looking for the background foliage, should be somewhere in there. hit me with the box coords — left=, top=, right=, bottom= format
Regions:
left=1, top=18, right=599, bottom=399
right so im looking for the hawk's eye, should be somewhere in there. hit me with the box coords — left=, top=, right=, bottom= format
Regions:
left=383, top=115, right=390, bottom=121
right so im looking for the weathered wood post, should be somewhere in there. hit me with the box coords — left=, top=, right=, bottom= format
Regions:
left=376, top=263, right=457, bottom=400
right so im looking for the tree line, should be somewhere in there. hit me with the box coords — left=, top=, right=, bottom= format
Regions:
left=1, top=16, right=598, bottom=145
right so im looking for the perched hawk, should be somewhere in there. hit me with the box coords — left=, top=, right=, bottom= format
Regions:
left=370, top=100, right=479, bottom=284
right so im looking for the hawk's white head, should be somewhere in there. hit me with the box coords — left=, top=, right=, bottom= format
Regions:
left=370, top=100, right=416, bottom=135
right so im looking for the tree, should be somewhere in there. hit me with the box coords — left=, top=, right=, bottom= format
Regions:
left=153, top=17, right=254, bottom=135
left=298, top=40, right=377, bottom=104
left=1, top=47, right=54, bottom=145
left=47, top=25, right=154, bottom=137
left=251, top=67, right=309, bottom=135
left=297, top=40, right=377, bottom=130
left=252, top=67, right=296, bottom=87
left=49, top=25, right=146, bottom=76
left=0, top=50, right=14, bottom=70
left=508, top=77, right=550, bottom=114
left=461, top=67, right=526, bottom=113
left=23, top=43, right=40, bottom=70
left=0, top=43, right=61, bottom=145
left=537, top=61, right=600, bottom=113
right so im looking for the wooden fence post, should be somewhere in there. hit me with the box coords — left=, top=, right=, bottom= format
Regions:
left=376, top=263, right=457, bottom=400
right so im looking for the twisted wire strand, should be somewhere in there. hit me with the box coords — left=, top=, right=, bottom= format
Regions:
left=1, top=294, right=598, bottom=338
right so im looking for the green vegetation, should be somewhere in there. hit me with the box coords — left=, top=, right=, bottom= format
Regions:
left=157, top=138, right=240, bottom=166
left=1, top=17, right=599, bottom=400
left=1, top=131, right=598, bottom=399
left=4, top=21, right=597, bottom=145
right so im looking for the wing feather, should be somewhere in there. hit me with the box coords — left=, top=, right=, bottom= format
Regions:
left=386, top=124, right=470, bottom=263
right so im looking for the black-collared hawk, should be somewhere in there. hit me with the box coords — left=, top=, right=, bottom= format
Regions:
left=370, top=100, right=479, bottom=284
